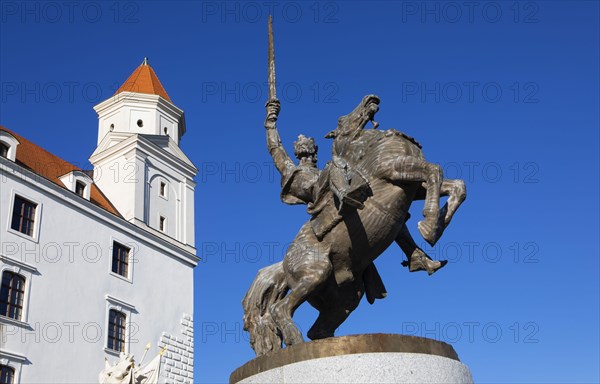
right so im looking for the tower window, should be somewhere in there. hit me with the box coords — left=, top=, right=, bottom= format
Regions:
left=75, top=181, right=86, bottom=197
left=137, top=119, right=143, bottom=128
left=0, top=271, right=26, bottom=321
left=107, top=309, right=126, bottom=352
left=111, top=242, right=130, bottom=278
left=0, top=365, right=15, bottom=384
left=159, top=216, right=166, bottom=232
left=159, top=182, right=166, bottom=197
left=0, top=143, right=8, bottom=158
left=11, top=195, right=37, bottom=237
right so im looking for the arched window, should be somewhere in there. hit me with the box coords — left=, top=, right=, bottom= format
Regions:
left=0, top=271, right=26, bottom=320
left=107, top=309, right=126, bottom=352
left=0, top=132, right=20, bottom=162
left=0, top=365, right=15, bottom=384
left=0, top=143, right=8, bottom=158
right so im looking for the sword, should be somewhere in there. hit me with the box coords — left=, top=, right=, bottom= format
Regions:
left=268, top=15, right=277, bottom=101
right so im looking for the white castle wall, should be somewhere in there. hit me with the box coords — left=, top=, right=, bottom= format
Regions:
left=0, top=157, right=197, bottom=383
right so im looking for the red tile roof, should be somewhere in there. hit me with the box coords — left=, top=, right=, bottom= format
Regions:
left=115, top=60, right=172, bottom=102
left=0, top=126, right=121, bottom=217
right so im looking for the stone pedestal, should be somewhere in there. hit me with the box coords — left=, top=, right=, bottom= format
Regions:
left=230, top=334, right=473, bottom=384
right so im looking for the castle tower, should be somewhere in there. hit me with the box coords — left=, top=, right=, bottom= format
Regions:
left=1, top=58, right=197, bottom=383
left=90, top=58, right=197, bottom=248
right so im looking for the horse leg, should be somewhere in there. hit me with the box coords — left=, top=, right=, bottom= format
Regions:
left=307, top=310, right=347, bottom=340
left=414, top=178, right=466, bottom=242
left=439, top=178, right=466, bottom=226
left=397, top=222, right=447, bottom=275
left=307, top=281, right=364, bottom=340
left=386, top=156, right=443, bottom=246
left=270, top=233, right=332, bottom=346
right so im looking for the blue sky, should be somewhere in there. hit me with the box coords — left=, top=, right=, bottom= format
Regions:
left=1, top=1, right=599, bottom=383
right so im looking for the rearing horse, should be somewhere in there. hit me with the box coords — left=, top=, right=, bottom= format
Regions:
left=243, top=95, right=466, bottom=357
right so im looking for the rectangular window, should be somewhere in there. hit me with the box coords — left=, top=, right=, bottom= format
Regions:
left=0, top=271, right=25, bottom=321
left=10, top=196, right=37, bottom=237
left=75, top=181, right=85, bottom=197
left=0, top=365, right=15, bottom=384
left=107, top=309, right=126, bottom=352
left=111, top=242, right=130, bottom=278
left=159, top=216, right=166, bottom=232
left=159, top=182, right=166, bottom=197
left=0, top=143, right=8, bottom=158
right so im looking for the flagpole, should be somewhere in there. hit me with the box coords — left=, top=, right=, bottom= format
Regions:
left=138, top=342, right=151, bottom=367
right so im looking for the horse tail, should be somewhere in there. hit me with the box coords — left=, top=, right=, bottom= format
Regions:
left=242, top=261, right=288, bottom=356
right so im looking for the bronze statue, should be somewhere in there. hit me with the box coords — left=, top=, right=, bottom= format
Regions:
left=242, top=17, right=467, bottom=357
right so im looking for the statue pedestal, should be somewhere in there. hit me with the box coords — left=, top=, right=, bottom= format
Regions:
left=230, top=334, right=473, bottom=384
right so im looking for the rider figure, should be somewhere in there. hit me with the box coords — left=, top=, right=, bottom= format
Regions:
left=266, top=100, right=366, bottom=212
left=264, top=98, right=444, bottom=277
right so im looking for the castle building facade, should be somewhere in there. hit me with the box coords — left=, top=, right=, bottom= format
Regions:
left=0, top=60, right=197, bottom=383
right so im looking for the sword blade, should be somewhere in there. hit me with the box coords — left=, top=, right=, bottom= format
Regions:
left=268, top=15, right=276, bottom=100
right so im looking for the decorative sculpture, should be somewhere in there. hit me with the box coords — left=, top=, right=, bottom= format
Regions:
left=242, top=17, right=467, bottom=357
left=99, top=347, right=163, bottom=384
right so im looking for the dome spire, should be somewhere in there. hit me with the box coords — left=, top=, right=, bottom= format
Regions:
left=114, top=59, right=172, bottom=102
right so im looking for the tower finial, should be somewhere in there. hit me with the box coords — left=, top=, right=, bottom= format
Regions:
left=142, top=57, right=149, bottom=66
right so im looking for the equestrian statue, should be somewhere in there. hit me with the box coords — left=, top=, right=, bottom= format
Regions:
left=242, top=17, right=467, bottom=357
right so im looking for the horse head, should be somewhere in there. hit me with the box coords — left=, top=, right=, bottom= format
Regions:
left=325, top=95, right=380, bottom=140
left=99, top=353, right=135, bottom=383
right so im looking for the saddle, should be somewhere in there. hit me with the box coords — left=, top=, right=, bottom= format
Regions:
left=308, top=159, right=370, bottom=240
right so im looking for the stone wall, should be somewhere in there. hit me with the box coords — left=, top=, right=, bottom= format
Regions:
left=159, top=313, right=194, bottom=383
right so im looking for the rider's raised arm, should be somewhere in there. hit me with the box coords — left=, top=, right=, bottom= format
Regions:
left=265, top=99, right=295, bottom=178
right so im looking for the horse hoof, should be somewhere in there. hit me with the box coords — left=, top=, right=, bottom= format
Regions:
left=418, top=218, right=445, bottom=247
left=418, top=220, right=435, bottom=246
left=307, top=329, right=333, bottom=341
left=280, top=323, right=305, bottom=346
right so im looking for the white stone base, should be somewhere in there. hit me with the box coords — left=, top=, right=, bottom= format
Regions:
left=238, top=352, right=473, bottom=383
